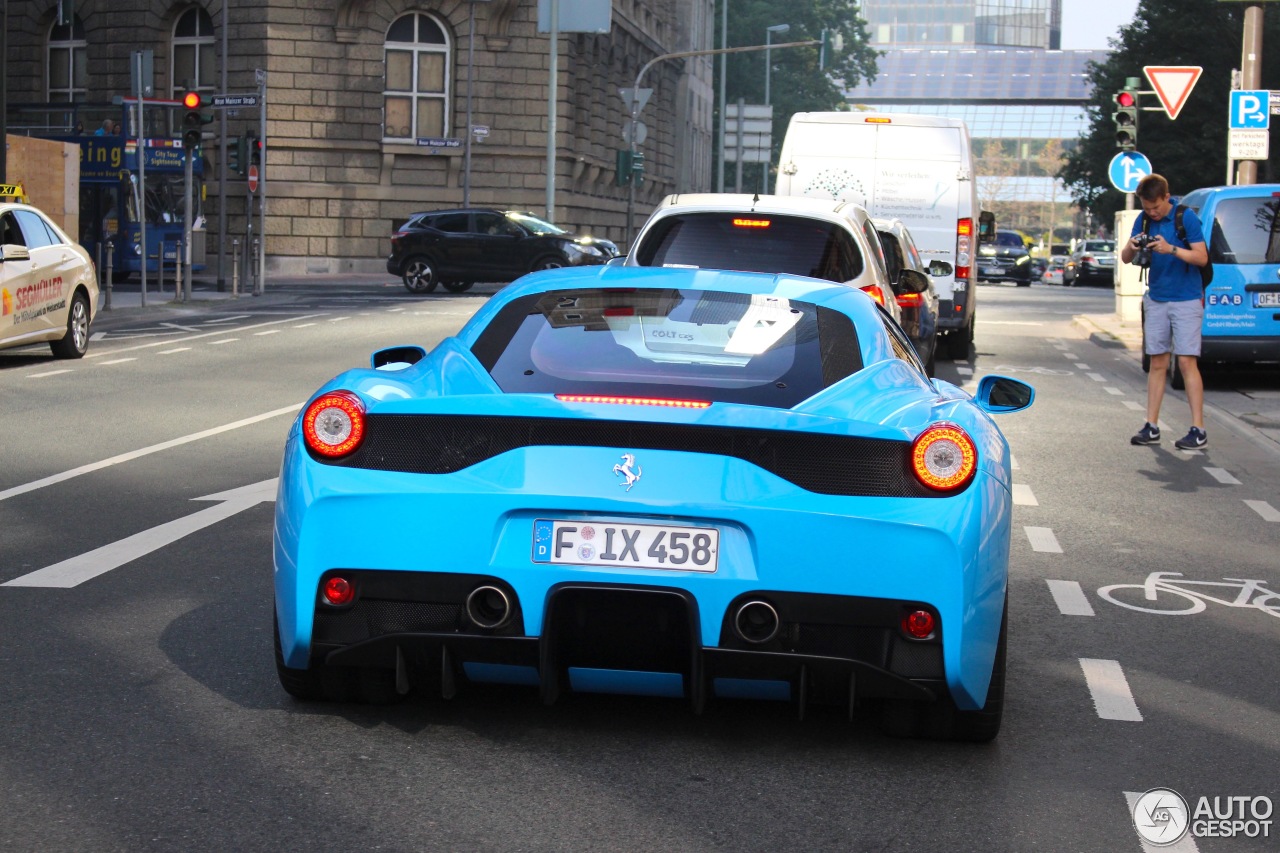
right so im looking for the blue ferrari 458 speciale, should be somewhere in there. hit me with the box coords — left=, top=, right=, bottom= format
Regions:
left=273, top=265, right=1033, bottom=741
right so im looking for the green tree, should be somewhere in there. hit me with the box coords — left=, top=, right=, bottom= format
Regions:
left=717, top=0, right=879, bottom=186
left=1060, top=0, right=1280, bottom=228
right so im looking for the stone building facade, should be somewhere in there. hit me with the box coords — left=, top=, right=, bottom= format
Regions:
left=4, top=0, right=715, bottom=274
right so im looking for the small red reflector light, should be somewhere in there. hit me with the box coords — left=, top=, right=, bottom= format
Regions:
left=555, top=394, right=711, bottom=409
left=182, top=91, right=202, bottom=109
left=896, top=292, right=922, bottom=308
left=858, top=284, right=886, bottom=306
left=732, top=218, right=771, bottom=228
left=865, top=117, right=892, bottom=123
left=323, top=576, right=355, bottom=606
left=902, top=609, right=935, bottom=639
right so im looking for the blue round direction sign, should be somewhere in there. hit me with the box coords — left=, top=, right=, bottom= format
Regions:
left=1109, top=151, right=1152, bottom=193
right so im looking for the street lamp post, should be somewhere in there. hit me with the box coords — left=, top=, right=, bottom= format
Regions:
left=762, top=23, right=789, bottom=194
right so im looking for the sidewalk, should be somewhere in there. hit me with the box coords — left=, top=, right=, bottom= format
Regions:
left=1074, top=311, right=1280, bottom=454
left=93, top=272, right=394, bottom=314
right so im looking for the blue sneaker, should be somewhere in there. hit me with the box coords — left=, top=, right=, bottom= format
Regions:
left=1175, top=426, right=1207, bottom=450
left=1130, top=423, right=1160, bottom=445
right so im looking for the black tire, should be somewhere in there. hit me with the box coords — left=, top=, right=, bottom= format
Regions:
left=441, top=280, right=474, bottom=293
left=50, top=292, right=91, bottom=359
left=402, top=256, right=439, bottom=294
left=531, top=256, right=566, bottom=272
left=880, top=594, right=1007, bottom=742
left=273, top=611, right=405, bottom=704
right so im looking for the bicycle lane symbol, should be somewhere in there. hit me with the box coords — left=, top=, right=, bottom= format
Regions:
left=1098, top=572, right=1280, bottom=618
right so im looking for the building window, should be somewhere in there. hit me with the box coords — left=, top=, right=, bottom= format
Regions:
left=384, top=13, right=451, bottom=141
left=48, top=16, right=88, bottom=102
left=172, top=7, right=217, bottom=94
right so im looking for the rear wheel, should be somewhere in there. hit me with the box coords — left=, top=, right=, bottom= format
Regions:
left=531, top=256, right=566, bottom=272
left=50, top=292, right=90, bottom=359
left=402, top=256, right=439, bottom=294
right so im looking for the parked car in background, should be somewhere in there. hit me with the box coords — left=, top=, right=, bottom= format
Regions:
left=874, top=217, right=942, bottom=375
left=1065, top=239, right=1116, bottom=287
left=625, top=193, right=907, bottom=325
left=0, top=202, right=99, bottom=358
left=1040, top=255, right=1071, bottom=286
left=387, top=209, right=619, bottom=294
left=976, top=230, right=1033, bottom=286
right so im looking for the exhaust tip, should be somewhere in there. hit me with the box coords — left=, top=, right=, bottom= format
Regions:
left=466, top=585, right=512, bottom=629
left=733, top=600, right=780, bottom=644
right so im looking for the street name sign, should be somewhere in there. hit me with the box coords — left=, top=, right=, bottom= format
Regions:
left=1109, top=151, right=1151, bottom=193
left=209, top=93, right=260, bottom=108
left=1143, top=66, right=1202, bottom=119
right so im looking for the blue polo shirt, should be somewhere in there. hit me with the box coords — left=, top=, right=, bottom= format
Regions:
left=1130, top=199, right=1206, bottom=302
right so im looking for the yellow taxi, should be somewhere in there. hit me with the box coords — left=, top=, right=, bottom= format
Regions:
left=0, top=199, right=99, bottom=358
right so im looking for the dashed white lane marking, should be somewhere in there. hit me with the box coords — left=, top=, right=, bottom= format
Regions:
left=329, top=316, right=351, bottom=322
left=254, top=329, right=282, bottom=336
left=1244, top=500, right=1280, bottom=522
left=1204, top=467, right=1240, bottom=485
left=1062, top=352, right=1077, bottom=359
left=1080, top=659, right=1143, bottom=721
left=1122, top=400, right=1144, bottom=411
left=1024, top=526, right=1062, bottom=553
left=0, top=404, right=301, bottom=502
left=1105, top=387, right=1124, bottom=396
left=1010, top=454, right=1019, bottom=470
left=27, top=369, right=73, bottom=378
left=159, top=347, right=192, bottom=354
left=210, top=338, right=238, bottom=345
left=294, top=323, right=317, bottom=328
left=1012, top=484, right=1038, bottom=506
left=1124, top=791, right=1202, bottom=852
left=97, top=357, right=137, bottom=365
left=1087, top=372, right=1107, bottom=382
left=1074, top=362, right=1090, bottom=369
left=83, top=314, right=325, bottom=357
left=956, top=366, right=973, bottom=376
left=1046, top=580, right=1095, bottom=616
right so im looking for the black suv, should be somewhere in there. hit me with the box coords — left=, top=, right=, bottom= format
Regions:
left=976, top=230, right=1033, bottom=286
left=387, top=209, right=619, bottom=293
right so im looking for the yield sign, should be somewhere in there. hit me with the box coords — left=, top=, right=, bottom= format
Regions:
left=1143, top=66, right=1203, bottom=120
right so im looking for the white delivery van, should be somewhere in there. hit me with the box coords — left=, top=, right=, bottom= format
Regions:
left=775, top=112, right=985, bottom=359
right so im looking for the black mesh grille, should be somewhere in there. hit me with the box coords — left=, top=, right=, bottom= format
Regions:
left=314, top=600, right=464, bottom=645
left=792, top=624, right=892, bottom=664
left=317, top=414, right=942, bottom=498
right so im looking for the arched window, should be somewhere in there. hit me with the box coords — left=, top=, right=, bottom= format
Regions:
left=172, top=7, right=217, bottom=95
left=47, top=16, right=87, bottom=102
left=384, top=13, right=451, bottom=141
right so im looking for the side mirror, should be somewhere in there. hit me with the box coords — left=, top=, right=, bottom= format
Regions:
left=975, top=375, right=1034, bottom=414
left=896, top=268, right=929, bottom=295
left=0, top=244, right=31, bottom=263
left=371, top=345, right=427, bottom=370
left=927, top=260, right=953, bottom=278
left=605, top=256, right=627, bottom=267
left=978, top=210, right=997, bottom=245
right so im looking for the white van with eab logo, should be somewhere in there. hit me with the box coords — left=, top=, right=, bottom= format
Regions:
left=775, top=112, right=990, bottom=359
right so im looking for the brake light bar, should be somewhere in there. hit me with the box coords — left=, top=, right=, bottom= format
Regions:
left=556, top=394, right=711, bottom=409
left=865, top=117, right=892, bottom=123
left=896, top=292, right=922, bottom=308
left=732, top=218, right=771, bottom=228
left=956, top=217, right=973, bottom=281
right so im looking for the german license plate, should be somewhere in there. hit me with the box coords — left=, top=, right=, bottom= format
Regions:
left=163, top=251, right=177, bottom=260
left=1254, top=291, right=1280, bottom=308
left=532, top=519, right=719, bottom=572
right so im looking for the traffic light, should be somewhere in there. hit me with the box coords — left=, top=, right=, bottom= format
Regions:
left=820, top=28, right=844, bottom=71
left=181, top=90, right=206, bottom=151
left=616, top=149, right=633, bottom=187
left=1112, top=88, right=1138, bottom=150
left=247, top=131, right=262, bottom=167
left=630, top=150, right=645, bottom=185
left=227, top=132, right=245, bottom=176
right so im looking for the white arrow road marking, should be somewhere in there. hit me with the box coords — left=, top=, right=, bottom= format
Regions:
left=3, top=479, right=277, bottom=589
left=1046, top=580, right=1095, bottom=616
left=1123, top=792, right=1202, bottom=852
left=0, top=404, right=299, bottom=502
left=1080, top=659, right=1143, bottom=721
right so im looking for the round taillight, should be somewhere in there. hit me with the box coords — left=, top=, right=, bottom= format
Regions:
left=902, top=609, right=935, bottom=639
left=303, top=391, right=365, bottom=458
left=911, top=423, right=977, bottom=491
left=322, top=576, right=355, bottom=606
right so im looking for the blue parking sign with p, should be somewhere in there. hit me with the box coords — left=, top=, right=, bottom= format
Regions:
left=1230, top=90, right=1269, bottom=129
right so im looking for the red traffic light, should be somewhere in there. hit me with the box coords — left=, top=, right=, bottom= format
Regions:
left=182, top=91, right=202, bottom=110
left=1115, top=91, right=1136, bottom=108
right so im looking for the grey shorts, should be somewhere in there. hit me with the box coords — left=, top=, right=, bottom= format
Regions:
left=1143, top=295, right=1203, bottom=356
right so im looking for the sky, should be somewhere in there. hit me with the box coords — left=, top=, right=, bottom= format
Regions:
left=1058, top=0, right=1141, bottom=50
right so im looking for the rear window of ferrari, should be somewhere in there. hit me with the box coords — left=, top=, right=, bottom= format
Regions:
left=632, top=213, right=866, bottom=282
left=472, top=287, right=862, bottom=407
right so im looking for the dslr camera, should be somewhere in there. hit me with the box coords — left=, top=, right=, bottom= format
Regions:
left=1133, top=233, right=1155, bottom=268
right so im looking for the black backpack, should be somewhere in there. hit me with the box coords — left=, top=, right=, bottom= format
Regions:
left=1139, top=204, right=1213, bottom=287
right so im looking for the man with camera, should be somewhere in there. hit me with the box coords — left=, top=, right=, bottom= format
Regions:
left=1121, top=173, right=1210, bottom=449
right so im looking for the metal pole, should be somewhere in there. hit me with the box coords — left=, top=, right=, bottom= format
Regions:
left=135, top=54, right=149, bottom=307
left=104, top=241, right=114, bottom=310
left=217, top=0, right=228, bottom=290
left=735, top=98, right=744, bottom=193
left=716, top=0, right=727, bottom=192
left=1236, top=4, right=1264, bottom=186
left=183, top=146, right=194, bottom=301
left=463, top=4, right=477, bottom=207
left=157, top=240, right=165, bottom=296
left=257, top=71, right=266, bottom=295
left=231, top=237, right=240, bottom=297
left=546, top=0, right=558, bottom=221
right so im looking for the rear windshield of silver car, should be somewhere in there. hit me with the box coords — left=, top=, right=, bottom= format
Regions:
left=1207, top=196, right=1280, bottom=265
left=472, top=287, right=862, bottom=407
left=632, top=213, right=865, bottom=282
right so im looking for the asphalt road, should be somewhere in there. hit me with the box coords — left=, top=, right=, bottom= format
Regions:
left=1, top=279, right=1277, bottom=852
